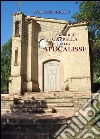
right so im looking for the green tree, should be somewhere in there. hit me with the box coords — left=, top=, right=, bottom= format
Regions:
left=1, top=38, right=12, bottom=92
left=72, top=1, right=100, bottom=83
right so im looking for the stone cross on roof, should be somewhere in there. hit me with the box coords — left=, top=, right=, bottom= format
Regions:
left=18, top=1, right=21, bottom=12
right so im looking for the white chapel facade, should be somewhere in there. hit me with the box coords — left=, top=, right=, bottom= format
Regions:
left=9, top=12, right=92, bottom=94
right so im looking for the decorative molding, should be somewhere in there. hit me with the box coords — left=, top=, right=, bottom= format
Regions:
left=62, top=21, right=88, bottom=35
left=25, top=17, right=33, bottom=23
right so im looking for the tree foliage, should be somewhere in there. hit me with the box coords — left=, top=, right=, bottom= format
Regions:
left=72, top=1, right=100, bottom=83
left=1, top=38, right=12, bottom=91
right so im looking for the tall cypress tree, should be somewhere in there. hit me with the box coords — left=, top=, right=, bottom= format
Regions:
left=1, top=38, right=12, bottom=92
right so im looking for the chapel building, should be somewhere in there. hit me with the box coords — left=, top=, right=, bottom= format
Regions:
left=9, top=12, right=92, bottom=95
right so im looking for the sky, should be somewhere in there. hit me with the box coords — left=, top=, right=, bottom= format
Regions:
left=1, top=1, right=80, bottom=46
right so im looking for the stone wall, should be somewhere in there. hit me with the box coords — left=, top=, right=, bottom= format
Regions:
left=35, top=17, right=91, bottom=92
left=9, top=12, right=40, bottom=94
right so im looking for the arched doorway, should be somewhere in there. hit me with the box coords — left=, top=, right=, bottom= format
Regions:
left=43, top=60, right=60, bottom=92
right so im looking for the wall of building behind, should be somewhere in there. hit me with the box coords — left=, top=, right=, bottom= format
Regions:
left=35, top=17, right=91, bottom=92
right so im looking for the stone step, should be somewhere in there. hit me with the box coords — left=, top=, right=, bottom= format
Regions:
left=19, top=98, right=46, bottom=101
left=1, top=109, right=11, bottom=114
left=45, top=98, right=73, bottom=103
left=12, top=108, right=47, bottom=113
left=32, top=98, right=46, bottom=100
left=47, top=102, right=74, bottom=107
left=13, top=105, right=48, bottom=109
left=12, top=104, right=75, bottom=112
left=12, top=101, right=74, bottom=107
left=53, top=107, right=75, bottom=114
left=44, top=107, right=75, bottom=116
left=45, top=108, right=52, bottom=113
left=12, top=102, right=74, bottom=114
left=13, top=97, right=74, bottom=104
left=54, top=107, right=74, bottom=110
left=24, top=92, right=75, bottom=99
left=54, top=107, right=75, bottom=115
left=45, top=96, right=73, bottom=98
